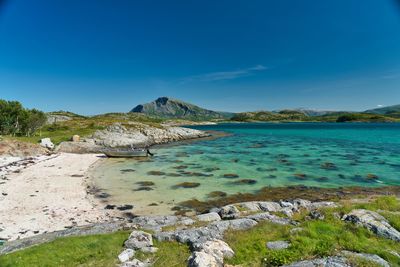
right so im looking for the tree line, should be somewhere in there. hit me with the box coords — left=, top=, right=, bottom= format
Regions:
left=0, top=99, right=47, bottom=136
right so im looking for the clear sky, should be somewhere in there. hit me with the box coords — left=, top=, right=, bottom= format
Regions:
left=1, top=0, right=400, bottom=115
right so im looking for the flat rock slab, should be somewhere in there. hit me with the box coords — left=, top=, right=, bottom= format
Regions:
left=266, top=240, right=290, bottom=250
left=282, top=256, right=350, bottom=267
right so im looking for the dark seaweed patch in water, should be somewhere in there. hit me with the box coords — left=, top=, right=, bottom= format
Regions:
left=231, top=179, right=257, bottom=185
left=175, top=152, right=189, bottom=157
left=117, top=204, right=133, bottom=211
left=173, top=165, right=188, bottom=169
left=173, top=182, right=201, bottom=189
left=316, top=177, right=329, bottom=182
left=136, top=181, right=155, bottom=186
left=222, top=173, right=239, bottom=179
left=166, top=173, right=182, bottom=177
left=338, top=174, right=346, bottom=179
left=266, top=175, right=277, bottom=179
left=320, top=162, right=338, bottom=170
left=120, top=169, right=136, bottom=173
left=147, top=171, right=165, bottom=176
left=204, top=167, right=220, bottom=172
left=207, top=191, right=228, bottom=198
left=181, top=171, right=213, bottom=177
left=96, top=192, right=110, bottom=199
left=366, top=174, right=379, bottom=180
left=134, top=186, right=154, bottom=191
left=293, top=173, right=308, bottom=180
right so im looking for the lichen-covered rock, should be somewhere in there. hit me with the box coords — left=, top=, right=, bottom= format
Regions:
left=118, top=249, right=135, bottom=263
left=131, top=215, right=194, bottom=232
left=193, top=239, right=234, bottom=265
left=218, top=205, right=240, bottom=219
left=258, top=201, right=283, bottom=212
left=246, top=212, right=292, bottom=225
left=341, top=251, right=390, bottom=267
left=342, top=209, right=400, bottom=242
left=282, top=256, right=350, bottom=267
left=188, top=251, right=219, bottom=267
left=197, top=212, right=221, bottom=222
left=124, top=231, right=153, bottom=249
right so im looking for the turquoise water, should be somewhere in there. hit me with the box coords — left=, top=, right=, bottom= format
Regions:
left=92, top=123, right=400, bottom=214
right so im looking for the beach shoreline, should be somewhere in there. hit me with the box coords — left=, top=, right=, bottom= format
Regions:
left=0, top=153, right=111, bottom=241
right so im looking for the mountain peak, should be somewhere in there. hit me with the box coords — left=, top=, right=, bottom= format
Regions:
left=130, top=97, right=232, bottom=120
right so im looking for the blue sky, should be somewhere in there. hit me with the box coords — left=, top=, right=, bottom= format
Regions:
left=1, top=0, right=400, bottom=114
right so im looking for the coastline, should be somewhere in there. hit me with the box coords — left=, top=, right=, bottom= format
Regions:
left=0, top=153, right=110, bottom=241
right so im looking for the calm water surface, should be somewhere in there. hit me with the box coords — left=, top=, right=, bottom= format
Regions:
left=92, top=123, right=400, bottom=214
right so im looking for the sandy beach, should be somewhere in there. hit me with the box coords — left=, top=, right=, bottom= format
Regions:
left=0, top=153, right=108, bottom=241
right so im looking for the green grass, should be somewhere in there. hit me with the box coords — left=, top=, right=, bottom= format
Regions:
left=224, top=206, right=400, bottom=267
left=0, top=231, right=130, bottom=267
left=1, top=197, right=400, bottom=267
left=135, top=240, right=191, bottom=267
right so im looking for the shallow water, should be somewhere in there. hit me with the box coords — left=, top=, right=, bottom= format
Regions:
left=92, top=123, right=400, bottom=214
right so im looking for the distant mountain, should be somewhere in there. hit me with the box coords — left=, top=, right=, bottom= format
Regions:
left=364, top=104, right=400, bottom=115
left=277, top=108, right=350, bottom=117
left=130, top=97, right=233, bottom=120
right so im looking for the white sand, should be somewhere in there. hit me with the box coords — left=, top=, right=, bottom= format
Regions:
left=0, top=153, right=108, bottom=241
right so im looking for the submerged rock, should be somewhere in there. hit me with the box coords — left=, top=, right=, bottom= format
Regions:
left=222, top=173, right=239, bottom=179
left=173, top=182, right=201, bottom=189
left=136, top=181, right=155, bottom=186
left=147, top=171, right=165, bottom=176
left=231, top=179, right=257, bottom=185
left=342, top=209, right=400, bottom=242
left=320, top=162, right=338, bottom=170
left=207, top=191, right=227, bottom=198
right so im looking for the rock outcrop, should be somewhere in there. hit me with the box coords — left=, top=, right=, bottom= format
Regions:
left=342, top=209, right=400, bottom=242
left=57, top=122, right=209, bottom=153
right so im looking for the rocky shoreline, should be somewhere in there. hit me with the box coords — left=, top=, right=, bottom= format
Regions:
left=2, top=198, right=399, bottom=267
left=56, top=122, right=210, bottom=153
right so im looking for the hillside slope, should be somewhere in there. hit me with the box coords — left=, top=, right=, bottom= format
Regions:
left=130, top=97, right=232, bottom=120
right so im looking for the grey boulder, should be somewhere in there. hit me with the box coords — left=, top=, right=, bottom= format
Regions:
left=124, top=230, right=153, bottom=249
left=266, top=240, right=290, bottom=250
left=342, top=209, right=400, bottom=242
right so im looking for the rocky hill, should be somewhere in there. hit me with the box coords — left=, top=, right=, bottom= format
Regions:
left=365, top=104, right=400, bottom=115
left=130, top=97, right=233, bottom=120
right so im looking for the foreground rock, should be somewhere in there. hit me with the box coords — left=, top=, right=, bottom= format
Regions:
left=340, top=251, right=390, bottom=267
left=283, top=252, right=390, bottom=267
left=188, top=239, right=234, bottom=267
left=342, top=209, right=400, bottom=242
left=57, top=122, right=209, bottom=153
left=282, top=256, right=350, bottom=267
